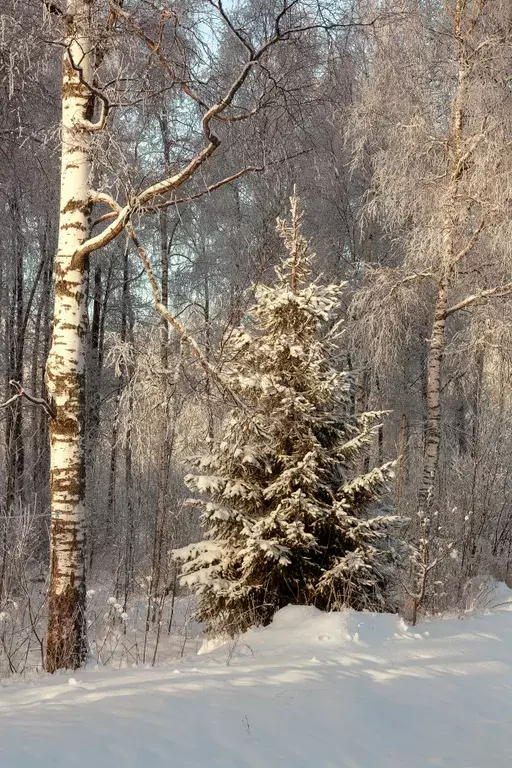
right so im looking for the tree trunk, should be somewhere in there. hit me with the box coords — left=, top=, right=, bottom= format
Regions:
left=417, top=3, right=469, bottom=517
left=418, top=281, right=447, bottom=512
left=36, top=256, right=54, bottom=519
left=396, top=412, right=407, bottom=517
left=45, top=1, right=95, bottom=672
left=87, top=263, right=102, bottom=448
left=123, top=245, right=136, bottom=608
left=203, top=252, right=215, bottom=441
left=148, top=208, right=173, bottom=622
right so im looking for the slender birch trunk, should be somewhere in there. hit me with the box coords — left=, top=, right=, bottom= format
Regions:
left=396, top=412, right=407, bottom=517
left=45, top=0, right=95, bottom=672
left=418, top=281, right=447, bottom=511
left=148, top=208, right=172, bottom=627
left=418, top=1, right=468, bottom=515
left=122, top=252, right=136, bottom=610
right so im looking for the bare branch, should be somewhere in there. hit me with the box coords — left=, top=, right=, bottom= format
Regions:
left=125, top=224, right=219, bottom=376
left=387, top=271, right=435, bottom=300
left=125, top=224, right=243, bottom=408
left=66, top=48, right=110, bottom=132
left=452, top=218, right=485, bottom=266
left=146, top=166, right=260, bottom=211
left=208, top=0, right=255, bottom=57
left=0, top=391, right=23, bottom=410
left=81, top=142, right=217, bottom=256
left=445, top=282, right=512, bottom=318
left=0, top=381, right=55, bottom=419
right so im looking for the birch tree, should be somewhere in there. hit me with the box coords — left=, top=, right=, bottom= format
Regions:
left=44, top=0, right=97, bottom=672
left=352, top=1, right=511, bottom=490
left=348, top=0, right=512, bottom=614
left=36, top=0, right=360, bottom=669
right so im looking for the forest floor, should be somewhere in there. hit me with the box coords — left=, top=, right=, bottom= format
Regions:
left=1, top=591, right=512, bottom=767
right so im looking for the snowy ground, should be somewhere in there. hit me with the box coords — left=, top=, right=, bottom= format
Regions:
left=1, top=593, right=512, bottom=767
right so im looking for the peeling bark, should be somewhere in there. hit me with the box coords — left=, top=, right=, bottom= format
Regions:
left=45, top=0, right=95, bottom=672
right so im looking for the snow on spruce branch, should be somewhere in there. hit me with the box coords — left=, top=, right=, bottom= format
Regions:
left=174, top=191, right=403, bottom=636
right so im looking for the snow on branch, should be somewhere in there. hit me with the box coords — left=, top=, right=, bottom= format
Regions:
left=0, top=381, right=55, bottom=419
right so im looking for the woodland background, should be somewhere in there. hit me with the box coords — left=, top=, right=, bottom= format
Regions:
left=0, top=0, right=511, bottom=674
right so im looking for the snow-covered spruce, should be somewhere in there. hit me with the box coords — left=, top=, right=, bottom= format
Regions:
left=175, top=194, right=400, bottom=636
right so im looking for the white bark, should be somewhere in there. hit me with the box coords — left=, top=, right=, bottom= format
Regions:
left=45, top=0, right=94, bottom=671
left=39, top=0, right=310, bottom=669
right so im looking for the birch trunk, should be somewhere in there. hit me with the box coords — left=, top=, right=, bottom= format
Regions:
left=396, top=412, right=407, bottom=517
left=148, top=209, right=172, bottom=625
left=122, top=249, right=136, bottom=610
left=418, top=281, right=447, bottom=511
left=418, top=1, right=468, bottom=515
left=45, top=0, right=94, bottom=672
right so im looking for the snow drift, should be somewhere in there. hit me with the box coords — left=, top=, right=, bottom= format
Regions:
left=1, top=593, right=512, bottom=767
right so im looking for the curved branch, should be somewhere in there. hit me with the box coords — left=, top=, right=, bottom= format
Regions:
left=126, top=224, right=243, bottom=407
left=66, top=48, right=110, bottom=132
left=444, top=282, right=512, bottom=318
left=77, top=4, right=336, bottom=256
left=152, top=165, right=260, bottom=210
left=0, top=381, right=55, bottom=419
